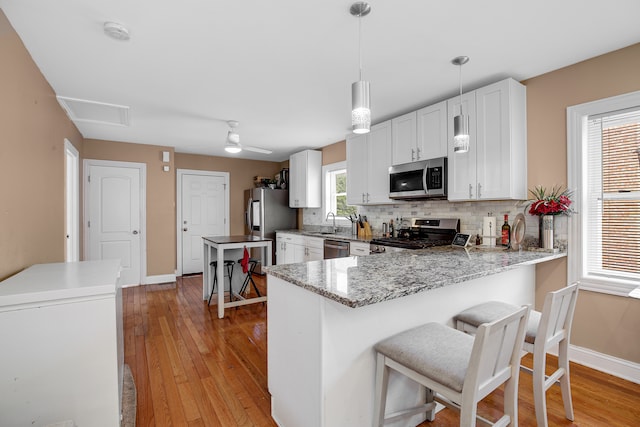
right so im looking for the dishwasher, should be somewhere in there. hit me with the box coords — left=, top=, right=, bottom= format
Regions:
left=323, top=239, right=350, bottom=259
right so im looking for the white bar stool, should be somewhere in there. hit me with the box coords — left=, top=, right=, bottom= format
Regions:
left=454, top=283, right=579, bottom=427
left=373, top=306, right=529, bottom=426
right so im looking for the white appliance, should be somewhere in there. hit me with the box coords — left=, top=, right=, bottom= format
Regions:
left=245, top=188, right=297, bottom=270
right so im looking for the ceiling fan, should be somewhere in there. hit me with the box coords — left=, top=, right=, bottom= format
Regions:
left=224, top=120, right=272, bottom=154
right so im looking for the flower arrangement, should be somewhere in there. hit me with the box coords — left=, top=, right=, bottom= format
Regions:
left=527, top=185, right=574, bottom=216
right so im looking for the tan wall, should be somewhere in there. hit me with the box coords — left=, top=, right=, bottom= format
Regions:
left=83, top=140, right=176, bottom=276
left=0, top=11, right=84, bottom=280
left=175, top=153, right=283, bottom=235
left=321, top=140, right=346, bottom=165
left=523, top=42, right=640, bottom=363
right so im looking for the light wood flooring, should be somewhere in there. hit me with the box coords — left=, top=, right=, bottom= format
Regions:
left=124, top=274, right=640, bottom=426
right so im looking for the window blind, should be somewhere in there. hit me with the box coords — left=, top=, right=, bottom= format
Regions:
left=586, top=109, right=640, bottom=281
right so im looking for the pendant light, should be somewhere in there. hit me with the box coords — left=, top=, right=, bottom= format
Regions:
left=452, top=56, right=470, bottom=153
left=350, top=2, right=371, bottom=134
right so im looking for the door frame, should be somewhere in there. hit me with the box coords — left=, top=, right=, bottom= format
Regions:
left=176, top=169, right=230, bottom=276
left=64, top=139, right=80, bottom=262
left=83, top=159, right=147, bottom=284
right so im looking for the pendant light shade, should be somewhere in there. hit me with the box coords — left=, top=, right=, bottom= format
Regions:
left=352, top=80, right=370, bottom=134
left=452, top=56, right=470, bottom=153
left=350, top=2, right=371, bottom=134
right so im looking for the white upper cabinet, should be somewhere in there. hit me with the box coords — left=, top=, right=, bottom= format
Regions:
left=447, top=78, right=527, bottom=201
left=416, top=100, right=448, bottom=160
left=347, top=121, right=393, bottom=205
left=392, top=101, right=448, bottom=165
left=289, top=150, right=322, bottom=208
left=391, top=111, right=418, bottom=165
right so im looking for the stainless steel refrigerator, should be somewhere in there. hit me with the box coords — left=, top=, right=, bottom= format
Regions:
left=244, top=188, right=297, bottom=272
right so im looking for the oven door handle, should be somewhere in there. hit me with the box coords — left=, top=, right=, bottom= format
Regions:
left=324, top=243, right=349, bottom=250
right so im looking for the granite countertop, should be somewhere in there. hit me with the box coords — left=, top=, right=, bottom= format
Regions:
left=263, top=246, right=566, bottom=308
left=276, top=229, right=376, bottom=243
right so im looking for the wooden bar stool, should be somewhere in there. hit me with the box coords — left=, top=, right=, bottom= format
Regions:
left=207, top=260, right=235, bottom=305
left=237, top=258, right=262, bottom=298
left=454, top=283, right=579, bottom=427
left=373, top=306, right=529, bottom=426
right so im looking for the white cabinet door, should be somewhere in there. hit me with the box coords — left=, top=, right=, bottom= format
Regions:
left=391, top=111, right=418, bottom=165
left=347, top=121, right=393, bottom=205
left=346, top=133, right=368, bottom=205
left=304, top=237, right=324, bottom=261
left=289, top=150, right=322, bottom=208
left=447, top=91, right=478, bottom=201
left=366, top=121, right=393, bottom=204
left=417, top=101, right=448, bottom=160
left=475, top=79, right=527, bottom=200
left=447, top=78, right=527, bottom=201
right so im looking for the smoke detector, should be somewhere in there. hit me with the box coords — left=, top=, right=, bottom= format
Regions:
left=103, top=22, right=130, bottom=41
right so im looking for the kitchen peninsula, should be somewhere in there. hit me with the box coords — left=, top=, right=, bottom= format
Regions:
left=264, top=247, right=565, bottom=427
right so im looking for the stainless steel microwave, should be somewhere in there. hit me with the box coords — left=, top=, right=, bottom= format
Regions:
left=388, top=157, right=447, bottom=200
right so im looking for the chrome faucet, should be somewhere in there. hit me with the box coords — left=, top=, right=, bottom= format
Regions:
left=326, top=212, right=337, bottom=233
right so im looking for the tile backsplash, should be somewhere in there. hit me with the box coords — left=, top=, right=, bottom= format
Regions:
left=303, top=199, right=568, bottom=248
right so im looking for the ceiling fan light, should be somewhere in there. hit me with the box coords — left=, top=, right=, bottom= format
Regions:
left=352, top=80, right=370, bottom=134
left=453, top=114, right=470, bottom=153
left=225, top=143, right=242, bottom=154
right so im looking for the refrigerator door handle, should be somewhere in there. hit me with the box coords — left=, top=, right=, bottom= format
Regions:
left=246, top=197, right=253, bottom=229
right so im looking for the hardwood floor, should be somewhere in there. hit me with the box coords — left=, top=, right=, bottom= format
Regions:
left=124, top=274, right=640, bottom=426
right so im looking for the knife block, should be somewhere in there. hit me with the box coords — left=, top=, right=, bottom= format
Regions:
left=357, top=223, right=372, bottom=238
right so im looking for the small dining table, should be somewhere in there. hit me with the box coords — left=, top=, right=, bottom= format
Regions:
left=202, top=235, right=272, bottom=318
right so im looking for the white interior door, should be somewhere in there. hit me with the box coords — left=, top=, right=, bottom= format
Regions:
left=64, top=139, right=79, bottom=262
left=86, top=161, right=144, bottom=285
left=179, top=171, right=228, bottom=275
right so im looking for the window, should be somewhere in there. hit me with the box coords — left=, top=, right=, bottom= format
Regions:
left=567, top=90, right=640, bottom=296
left=323, top=161, right=357, bottom=223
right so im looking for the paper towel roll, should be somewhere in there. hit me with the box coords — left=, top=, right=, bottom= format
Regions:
left=483, top=216, right=497, bottom=247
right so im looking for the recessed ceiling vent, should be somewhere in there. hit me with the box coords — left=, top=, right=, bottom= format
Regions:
left=56, top=96, right=130, bottom=126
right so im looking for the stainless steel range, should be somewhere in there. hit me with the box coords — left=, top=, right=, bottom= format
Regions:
left=370, top=218, right=460, bottom=250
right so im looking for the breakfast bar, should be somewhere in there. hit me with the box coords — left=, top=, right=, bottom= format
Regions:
left=264, top=247, right=565, bottom=427
left=202, top=235, right=272, bottom=318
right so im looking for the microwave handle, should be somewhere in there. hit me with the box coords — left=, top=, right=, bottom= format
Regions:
left=422, top=163, right=429, bottom=194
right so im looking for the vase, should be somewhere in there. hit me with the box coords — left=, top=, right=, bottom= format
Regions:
left=539, top=215, right=554, bottom=249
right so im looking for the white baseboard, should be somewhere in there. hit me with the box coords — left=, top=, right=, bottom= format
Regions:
left=145, top=274, right=177, bottom=285
left=568, top=344, right=640, bottom=384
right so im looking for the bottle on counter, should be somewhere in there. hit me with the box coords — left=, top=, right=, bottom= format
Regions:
left=389, top=219, right=394, bottom=238
left=501, top=214, right=511, bottom=246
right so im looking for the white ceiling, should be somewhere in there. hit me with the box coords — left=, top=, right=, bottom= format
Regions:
left=2, top=1, right=639, bottom=161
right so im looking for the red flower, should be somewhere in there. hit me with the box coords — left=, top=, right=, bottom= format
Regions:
left=527, top=185, right=574, bottom=216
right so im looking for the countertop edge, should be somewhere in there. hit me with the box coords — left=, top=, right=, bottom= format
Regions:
left=264, top=250, right=566, bottom=308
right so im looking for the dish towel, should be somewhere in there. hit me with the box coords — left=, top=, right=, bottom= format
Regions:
left=241, top=246, right=250, bottom=273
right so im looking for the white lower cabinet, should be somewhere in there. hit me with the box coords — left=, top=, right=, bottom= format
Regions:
left=447, top=78, right=527, bottom=201
left=349, top=241, right=370, bottom=256
left=0, top=260, right=124, bottom=426
left=304, top=237, right=324, bottom=262
left=347, top=120, right=393, bottom=205
left=276, top=233, right=324, bottom=264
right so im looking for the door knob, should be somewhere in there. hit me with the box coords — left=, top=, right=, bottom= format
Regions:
left=183, top=228, right=188, bottom=232
left=133, top=230, right=139, bottom=235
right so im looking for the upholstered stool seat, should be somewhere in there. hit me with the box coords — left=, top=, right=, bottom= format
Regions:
left=454, top=283, right=579, bottom=427
left=373, top=306, right=529, bottom=427
left=207, top=260, right=235, bottom=306
left=376, top=323, right=474, bottom=393
left=456, top=301, right=541, bottom=345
